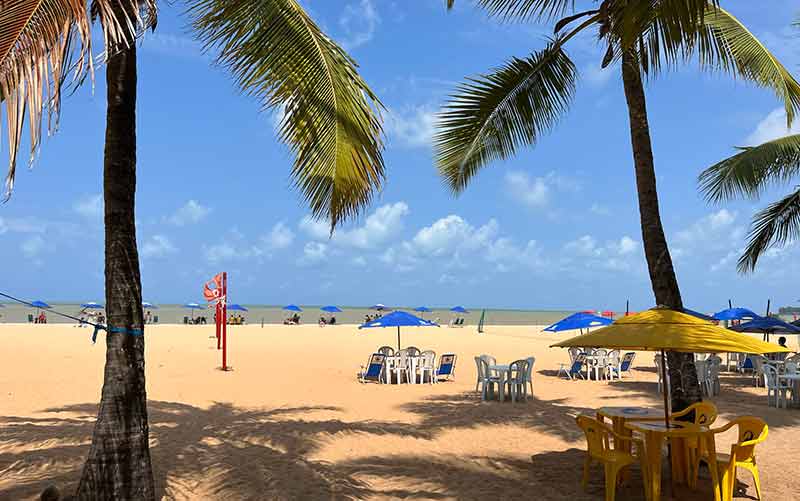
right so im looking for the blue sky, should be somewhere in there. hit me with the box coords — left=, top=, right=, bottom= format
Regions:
left=2, top=1, right=800, bottom=312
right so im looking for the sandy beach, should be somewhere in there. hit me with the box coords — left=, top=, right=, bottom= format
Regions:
left=2, top=323, right=799, bottom=500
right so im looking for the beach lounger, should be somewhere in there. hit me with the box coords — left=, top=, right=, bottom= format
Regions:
left=607, top=352, right=635, bottom=379
left=358, top=353, right=386, bottom=384
left=558, top=354, right=586, bottom=380
left=436, top=353, right=457, bottom=381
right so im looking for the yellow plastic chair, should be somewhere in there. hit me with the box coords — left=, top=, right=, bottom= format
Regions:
left=671, top=401, right=718, bottom=487
left=694, top=417, right=768, bottom=501
left=575, top=415, right=647, bottom=501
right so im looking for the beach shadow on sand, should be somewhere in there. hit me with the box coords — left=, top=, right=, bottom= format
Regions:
left=0, top=392, right=734, bottom=500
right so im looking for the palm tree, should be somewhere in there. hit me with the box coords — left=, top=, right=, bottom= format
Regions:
left=437, top=0, right=800, bottom=411
left=1, top=0, right=384, bottom=497
left=699, top=134, right=800, bottom=272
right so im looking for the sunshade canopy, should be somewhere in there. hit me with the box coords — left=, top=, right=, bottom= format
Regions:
left=31, top=300, right=50, bottom=308
left=544, top=312, right=612, bottom=332
left=81, top=302, right=104, bottom=309
left=283, top=304, right=302, bottom=312
left=142, top=302, right=158, bottom=309
left=414, top=306, right=432, bottom=312
left=227, top=304, right=248, bottom=312
left=731, top=317, right=800, bottom=335
left=681, top=308, right=714, bottom=321
left=552, top=308, right=789, bottom=354
left=359, top=310, right=437, bottom=329
left=450, top=306, right=468, bottom=313
left=321, top=305, right=342, bottom=313
left=712, top=307, right=760, bottom=321
left=183, top=303, right=203, bottom=309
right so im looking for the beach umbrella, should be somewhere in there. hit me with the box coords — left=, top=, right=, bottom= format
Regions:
left=712, top=307, right=760, bottom=321
left=142, top=302, right=158, bottom=309
left=414, top=306, right=432, bottom=318
left=283, top=304, right=303, bottom=312
left=321, top=305, right=342, bottom=313
left=544, top=312, right=612, bottom=333
left=552, top=308, right=789, bottom=428
left=359, top=310, right=438, bottom=351
left=183, top=302, right=204, bottom=320
left=450, top=306, right=469, bottom=313
left=730, top=316, right=800, bottom=342
left=30, top=300, right=50, bottom=309
left=601, top=310, right=615, bottom=318
left=227, top=304, right=248, bottom=312
left=370, top=304, right=387, bottom=311
left=81, top=302, right=104, bottom=309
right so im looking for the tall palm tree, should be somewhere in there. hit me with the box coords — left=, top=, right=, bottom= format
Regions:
left=700, top=133, right=800, bottom=272
left=1, top=0, right=385, bottom=497
left=437, top=0, right=800, bottom=411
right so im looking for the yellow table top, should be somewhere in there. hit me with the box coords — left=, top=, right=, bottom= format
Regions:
left=597, top=406, right=664, bottom=420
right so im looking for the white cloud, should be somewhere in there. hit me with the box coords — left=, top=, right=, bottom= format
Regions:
left=300, top=202, right=409, bottom=249
left=674, top=209, right=743, bottom=256
left=262, top=221, right=294, bottom=250
left=339, top=0, right=380, bottom=50
left=590, top=203, right=611, bottom=216
left=352, top=256, right=367, bottom=267
left=504, top=171, right=578, bottom=209
left=0, top=217, right=6, bottom=235
left=299, top=242, right=328, bottom=265
left=73, top=194, right=103, bottom=219
left=410, top=215, right=498, bottom=256
left=745, top=108, right=800, bottom=145
left=563, top=234, right=640, bottom=271
left=616, top=236, right=638, bottom=255
left=141, top=235, right=177, bottom=259
left=168, top=200, right=211, bottom=226
left=583, top=62, right=614, bottom=87
left=204, top=243, right=237, bottom=263
left=384, top=105, right=437, bottom=148
left=21, top=235, right=45, bottom=258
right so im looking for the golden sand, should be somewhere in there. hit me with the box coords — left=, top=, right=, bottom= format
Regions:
left=1, top=323, right=798, bottom=500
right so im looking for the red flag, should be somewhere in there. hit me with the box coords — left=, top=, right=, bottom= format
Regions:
left=203, top=273, right=224, bottom=303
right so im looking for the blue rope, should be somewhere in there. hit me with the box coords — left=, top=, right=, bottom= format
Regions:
left=0, top=291, right=144, bottom=344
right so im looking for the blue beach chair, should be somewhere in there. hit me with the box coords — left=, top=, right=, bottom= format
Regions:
left=608, top=352, right=636, bottom=379
left=436, top=353, right=457, bottom=381
left=358, top=353, right=386, bottom=384
left=559, top=353, right=587, bottom=380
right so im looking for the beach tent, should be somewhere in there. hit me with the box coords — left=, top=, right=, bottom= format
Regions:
left=321, top=305, right=342, bottom=313
left=552, top=307, right=789, bottom=426
left=712, top=307, right=760, bottom=321
left=227, top=304, right=248, bottom=312
left=359, top=310, right=438, bottom=351
left=544, top=312, right=612, bottom=334
left=730, top=316, right=800, bottom=341
left=142, top=302, right=158, bottom=309
left=283, top=304, right=303, bottom=312
left=450, top=306, right=469, bottom=313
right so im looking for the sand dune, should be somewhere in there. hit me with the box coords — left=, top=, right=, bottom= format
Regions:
left=1, top=323, right=798, bottom=500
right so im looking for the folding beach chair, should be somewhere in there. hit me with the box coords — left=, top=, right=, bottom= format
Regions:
left=358, top=353, right=386, bottom=384
left=436, top=353, right=457, bottom=381
left=608, top=352, right=636, bottom=379
left=558, top=354, right=587, bottom=380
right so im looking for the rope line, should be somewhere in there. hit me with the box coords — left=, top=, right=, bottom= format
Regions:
left=0, top=291, right=144, bottom=344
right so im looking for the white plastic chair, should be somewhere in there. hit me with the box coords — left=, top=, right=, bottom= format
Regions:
left=655, top=354, right=669, bottom=394
left=477, top=357, right=500, bottom=401
left=418, top=350, right=436, bottom=384
left=523, top=356, right=536, bottom=398
left=695, top=360, right=711, bottom=396
left=752, top=356, right=768, bottom=387
left=707, top=355, right=722, bottom=395
left=505, top=359, right=529, bottom=403
left=763, top=364, right=792, bottom=408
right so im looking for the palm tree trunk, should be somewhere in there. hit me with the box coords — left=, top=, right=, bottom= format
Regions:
left=75, top=40, right=155, bottom=499
left=620, top=49, right=702, bottom=412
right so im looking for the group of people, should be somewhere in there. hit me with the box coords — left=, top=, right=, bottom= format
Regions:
left=33, top=311, right=48, bottom=324
left=364, top=313, right=383, bottom=323
left=284, top=313, right=301, bottom=325
left=228, top=314, right=246, bottom=325
left=187, top=316, right=208, bottom=325
left=318, top=315, right=337, bottom=326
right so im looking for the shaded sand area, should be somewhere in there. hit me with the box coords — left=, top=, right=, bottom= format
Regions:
left=2, top=324, right=799, bottom=500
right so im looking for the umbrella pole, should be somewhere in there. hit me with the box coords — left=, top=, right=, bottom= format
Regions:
left=397, top=326, right=401, bottom=352
left=660, top=349, right=675, bottom=497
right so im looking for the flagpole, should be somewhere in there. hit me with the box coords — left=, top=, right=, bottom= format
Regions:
left=222, top=272, right=228, bottom=371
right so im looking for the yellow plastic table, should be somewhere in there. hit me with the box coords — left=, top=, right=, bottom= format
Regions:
left=596, top=407, right=664, bottom=450
left=625, top=421, right=720, bottom=501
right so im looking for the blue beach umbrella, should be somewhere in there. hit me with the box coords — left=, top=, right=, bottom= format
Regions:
left=713, top=307, right=760, bottom=321
left=414, top=306, right=432, bottom=312
left=31, top=300, right=51, bottom=309
left=731, top=316, right=800, bottom=341
left=450, top=306, right=468, bottom=314
left=142, top=302, right=158, bottom=309
left=359, top=310, right=438, bottom=351
left=321, top=305, right=342, bottom=313
left=544, top=312, right=613, bottom=333
left=183, top=302, right=204, bottom=320
left=283, top=304, right=303, bottom=312
left=370, top=304, right=388, bottom=311
left=227, top=304, right=248, bottom=312
left=81, top=302, right=104, bottom=309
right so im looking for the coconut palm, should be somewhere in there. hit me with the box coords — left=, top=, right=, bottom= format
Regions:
left=1, top=0, right=384, bottom=497
left=700, top=134, right=800, bottom=272
left=437, top=0, right=800, bottom=411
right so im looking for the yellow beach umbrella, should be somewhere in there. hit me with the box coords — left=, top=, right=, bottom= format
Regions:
left=551, top=308, right=789, bottom=431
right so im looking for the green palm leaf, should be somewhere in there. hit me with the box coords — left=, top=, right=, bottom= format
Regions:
left=739, top=189, right=800, bottom=273
left=189, top=0, right=385, bottom=229
left=699, top=134, right=800, bottom=203
left=444, top=0, right=571, bottom=21
left=435, top=41, right=576, bottom=193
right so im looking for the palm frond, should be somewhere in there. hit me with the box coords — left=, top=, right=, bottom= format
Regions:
left=738, top=189, right=800, bottom=273
left=446, top=0, right=574, bottom=21
left=435, top=41, right=576, bottom=193
left=0, top=0, right=155, bottom=197
left=189, top=0, right=385, bottom=229
left=699, top=134, right=800, bottom=203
